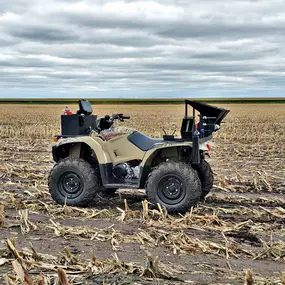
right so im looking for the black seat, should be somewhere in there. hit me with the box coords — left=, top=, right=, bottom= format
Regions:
left=128, top=132, right=163, bottom=151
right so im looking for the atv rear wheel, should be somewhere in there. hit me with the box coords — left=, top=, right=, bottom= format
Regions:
left=48, top=158, right=100, bottom=206
left=146, top=162, right=201, bottom=214
left=193, top=159, right=214, bottom=200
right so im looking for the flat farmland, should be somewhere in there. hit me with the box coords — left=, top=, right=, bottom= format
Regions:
left=0, top=103, right=285, bottom=284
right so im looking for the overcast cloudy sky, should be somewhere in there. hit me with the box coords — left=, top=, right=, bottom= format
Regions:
left=1, top=0, right=285, bottom=98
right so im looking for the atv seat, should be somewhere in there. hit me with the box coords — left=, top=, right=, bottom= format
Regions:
left=128, top=131, right=163, bottom=151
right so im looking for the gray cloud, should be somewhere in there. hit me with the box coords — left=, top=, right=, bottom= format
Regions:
left=8, top=25, right=77, bottom=42
left=0, top=0, right=285, bottom=98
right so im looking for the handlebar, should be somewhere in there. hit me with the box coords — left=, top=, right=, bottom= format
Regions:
left=98, top=113, right=130, bottom=132
left=110, top=113, right=130, bottom=122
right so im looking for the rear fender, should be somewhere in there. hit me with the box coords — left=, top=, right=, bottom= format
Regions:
left=139, top=144, right=191, bottom=188
left=138, top=140, right=212, bottom=188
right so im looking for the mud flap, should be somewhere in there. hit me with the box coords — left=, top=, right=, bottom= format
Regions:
left=192, top=131, right=200, bottom=164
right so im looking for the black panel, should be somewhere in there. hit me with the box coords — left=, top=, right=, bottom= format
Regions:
left=128, top=132, right=163, bottom=151
left=61, top=114, right=97, bottom=135
left=180, top=116, right=195, bottom=140
left=99, top=163, right=117, bottom=185
left=139, top=165, right=151, bottom=188
left=78, top=99, right=93, bottom=115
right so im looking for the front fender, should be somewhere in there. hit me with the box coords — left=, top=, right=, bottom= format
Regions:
left=52, top=136, right=111, bottom=164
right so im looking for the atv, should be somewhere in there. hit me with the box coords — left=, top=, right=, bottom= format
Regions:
left=48, top=99, right=229, bottom=214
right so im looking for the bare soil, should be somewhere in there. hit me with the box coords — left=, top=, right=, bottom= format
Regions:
left=0, top=138, right=285, bottom=284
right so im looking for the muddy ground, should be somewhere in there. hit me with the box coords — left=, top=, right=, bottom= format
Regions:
left=0, top=138, right=285, bottom=284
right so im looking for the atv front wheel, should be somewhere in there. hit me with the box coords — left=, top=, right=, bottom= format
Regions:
left=146, top=162, right=201, bottom=214
left=48, top=158, right=100, bottom=206
left=193, top=159, right=214, bottom=200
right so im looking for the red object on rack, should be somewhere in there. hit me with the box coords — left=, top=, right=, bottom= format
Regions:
left=64, top=110, right=72, bottom=115
left=64, top=106, right=72, bottom=115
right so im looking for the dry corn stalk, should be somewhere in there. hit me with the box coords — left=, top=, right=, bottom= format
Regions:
left=281, top=272, right=285, bottom=285
left=0, top=258, right=9, bottom=266
left=116, top=199, right=139, bottom=222
left=140, top=250, right=184, bottom=281
left=37, top=273, right=45, bottom=285
left=140, top=250, right=159, bottom=279
left=29, top=242, right=42, bottom=262
left=4, top=274, right=18, bottom=285
left=244, top=269, right=253, bottom=285
left=18, top=209, right=37, bottom=234
left=90, top=247, right=102, bottom=267
left=12, top=260, right=33, bottom=285
left=142, top=199, right=149, bottom=221
left=0, top=204, right=4, bottom=227
left=6, top=238, right=22, bottom=262
left=57, top=268, right=69, bottom=285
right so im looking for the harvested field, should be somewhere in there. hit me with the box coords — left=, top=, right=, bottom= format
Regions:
left=0, top=103, right=285, bottom=284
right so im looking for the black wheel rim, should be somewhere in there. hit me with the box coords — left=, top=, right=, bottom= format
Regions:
left=58, top=171, right=83, bottom=199
left=157, top=175, right=185, bottom=205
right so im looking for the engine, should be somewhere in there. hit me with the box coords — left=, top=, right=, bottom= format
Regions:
left=113, top=161, right=140, bottom=180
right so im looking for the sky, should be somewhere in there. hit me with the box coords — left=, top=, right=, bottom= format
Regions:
left=0, top=0, right=285, bottom=99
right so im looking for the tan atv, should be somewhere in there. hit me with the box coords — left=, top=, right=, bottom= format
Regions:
left=48, top=99, right=229, bottom=214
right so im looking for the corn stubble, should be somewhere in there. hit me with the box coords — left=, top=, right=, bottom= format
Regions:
left=0, top=103, right=285, bottom=284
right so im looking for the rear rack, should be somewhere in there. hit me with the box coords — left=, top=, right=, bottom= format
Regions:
left=182, top=100, right=230, bottom=164
left=181, top=100, right=230, bottom=140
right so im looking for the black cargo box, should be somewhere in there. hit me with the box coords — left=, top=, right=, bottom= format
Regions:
left=61, top=114, right=97, bottom=136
